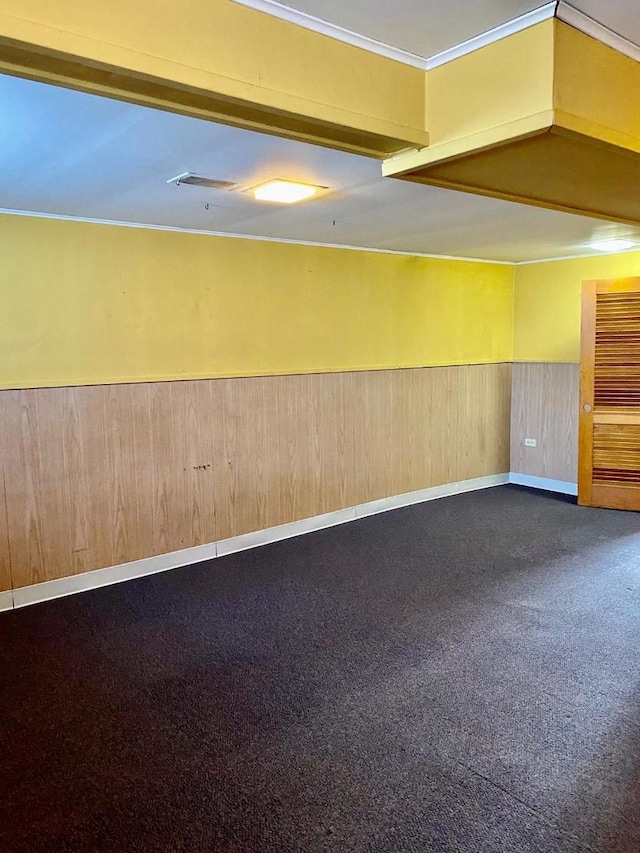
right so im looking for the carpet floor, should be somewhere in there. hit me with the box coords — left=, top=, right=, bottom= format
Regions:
left=1, top=485, right=640, bottom=852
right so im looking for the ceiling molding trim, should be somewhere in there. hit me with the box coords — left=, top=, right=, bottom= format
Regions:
left=0, top=207, right=516, bottom=264
left=3, top=209, right=635, bottom=266
left=231, top=0, right=427, bottom=68
left=557, top=1, right=640, bottom=63
left=230, top=1, right=640, bottom=72
left=231, top=0, right=559, bottom=71
left=514, top=247, right=640, bottom=265
left=424, top=2, right=557, bottom=69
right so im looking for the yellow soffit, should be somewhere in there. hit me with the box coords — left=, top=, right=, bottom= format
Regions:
left=384, top=20, right=640, bottom=226
left=0, top=1, right=428, bottom=158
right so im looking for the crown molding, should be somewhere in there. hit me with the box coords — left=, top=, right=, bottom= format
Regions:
left=424, top=3, right=557, bottom=69
left=6, top=207, right=638, bottom=266
left=232, top=0, right=558, bottom=70
left=0, top=208, right=514, bottom=264
left=231, top=0, right=426, bottom=68
left=557, top=1, right=640, bottom=63
left=232, top=1, right=640, bottom=72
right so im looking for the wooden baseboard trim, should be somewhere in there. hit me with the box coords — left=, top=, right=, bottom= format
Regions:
left=5, top=473, right=509, bottom=612
left=509, top=472, right=578, bottom=495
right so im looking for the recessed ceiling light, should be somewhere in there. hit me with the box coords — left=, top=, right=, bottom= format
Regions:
left=589, top=239, right=636, bottom=253
left=251, top=180, right=322, bottom=204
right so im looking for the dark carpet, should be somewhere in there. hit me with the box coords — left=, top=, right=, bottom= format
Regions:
left=2, top=485, right=640, bottom=852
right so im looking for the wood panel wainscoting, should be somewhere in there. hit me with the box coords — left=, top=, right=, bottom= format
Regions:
left=0, top=363, right=511, bottom=593
left=510, top=362, right=579, bottom=485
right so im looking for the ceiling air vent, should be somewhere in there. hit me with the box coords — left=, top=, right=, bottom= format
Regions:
left=167, top=172, right=238, bottom=190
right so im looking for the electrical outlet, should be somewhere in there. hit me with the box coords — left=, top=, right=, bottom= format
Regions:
left=524, top=438, right=537, bottom=448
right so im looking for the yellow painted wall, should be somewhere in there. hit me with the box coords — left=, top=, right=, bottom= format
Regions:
left=514, top=251, right=640, bottom=362
left=425, top=20, right=554, bottom=148
left=554, top=22, right=640, bottom=154
left=0, top=214, right=514, bottom=389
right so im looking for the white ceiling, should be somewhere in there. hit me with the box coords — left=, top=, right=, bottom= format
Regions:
left=1, top=73, right=639, bottom=263
left=260, top=0, right=640, bottom=59
left=561, top=0, right=640, bottom=47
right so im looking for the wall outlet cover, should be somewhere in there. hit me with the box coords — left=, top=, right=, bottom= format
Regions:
left=524, top=438, right=537, bottom=447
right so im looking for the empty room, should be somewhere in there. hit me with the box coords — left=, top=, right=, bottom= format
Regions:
left=1, top=1, right=640, bottom=850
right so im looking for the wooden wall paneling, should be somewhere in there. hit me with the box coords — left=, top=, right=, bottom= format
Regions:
left=352, top=369, right=402, bottom=505
left=3, top=390, right=56, bottom=587
left=460, top=363, right=511, bottom=480
left=183, top=380, right=217, bottom=548
left=396, top=364, right=511, bottom=495
left=496, top=363, right=514, bottom=475
left=2, top=364, right=513, bottom=592
left=213, top=373, right=356, bottom=541
left=316, top=371, right=355, bottom=514
left=276, top=373, right=306, bottom=525
left=145, top=380, right=217, bottom=557
left=0, top=470, right=11, bottom=592
left=61, top=385, right=103, bottom=577
left=431, top=366, right=462, bottom=486
left=395, top=365, right=452, bottom=494
left=275, top=372, right=355, bottom=524
left=510, top=362, right=579, bottom=482
left=104, top=383, right=142, bottom=568
left=394, top=367, right=430, bottom=495
left=148, top=381, right=186, bottom=557
left=0, top=390, right=14, bottom=592
left=213, top=376, right=274, bottom=541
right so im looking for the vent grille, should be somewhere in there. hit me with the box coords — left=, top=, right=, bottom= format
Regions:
left=593, top=424, right=640, bottom=486
left=594, top=291, right=640, bottom=408
left=170, top=173, right=238, bottom=191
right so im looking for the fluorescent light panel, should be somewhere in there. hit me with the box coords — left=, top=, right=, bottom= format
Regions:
left=252, top=179, right=320, bottom=203
left=589, top=239, right=636, bottom=253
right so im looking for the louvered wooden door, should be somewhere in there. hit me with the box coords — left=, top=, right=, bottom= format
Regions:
left=579, top=278, right=640, bottom=510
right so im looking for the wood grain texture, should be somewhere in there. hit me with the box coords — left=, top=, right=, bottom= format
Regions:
left=0, top=391, right=12, bottom=592
left=579, top=282, right=597, bottom=504
left=213, top=373, right=355, bottom=540
left=511, top=362, right=580, bottom=484
left=354, top=363, right=512, bottom=505
left=0, top=364, right=511, bottom=588
left=580, top=278, right=640, bottom=511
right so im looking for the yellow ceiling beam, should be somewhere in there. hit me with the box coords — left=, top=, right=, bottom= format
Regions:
left=2, top=4, right=639, bottom=223
left=0, top=1, right=428, bottom=157
left=384, top=20, right=640, bottom=225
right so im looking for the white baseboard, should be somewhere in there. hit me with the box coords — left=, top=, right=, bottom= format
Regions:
left=3, top=472, right=513, bottom=612
left=0, top=590, right=14, bottom=612
left=509, top=472, right=578, bottom=496
left=355, top=474, right=509, bottom=518
left=11, top=540, right=219, bottom=610
left=216, top=507, right=357, bottom=556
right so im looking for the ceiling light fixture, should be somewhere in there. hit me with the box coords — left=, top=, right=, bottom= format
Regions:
left=251, top=179, right=321, bottom=203
left=589, top=239, right=636, bottom=253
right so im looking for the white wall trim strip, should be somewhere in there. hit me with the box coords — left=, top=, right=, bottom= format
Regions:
left=0, top=590, right=14, bottom=613
left=11, top=541, right=219, bottom=610
left=0, top=208, right=513, bottom=266
left=4, top=207, right=638, bottom=269
left=217, top=507, right=357, bottom=556
left=231, top=0, right=558, bottom=70
left=232, top=1, right=640, bottom=72
left=355, top=474, right=509, bottom=518
left=6, top=474, right=509, bottom=612
left=231, top=0, right=427, bottom=68
left=557, top=1, right=640, bottom=64
left=424, top=3, right=557, bottom=70
left=509, top=472, right=578, bottom=496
